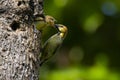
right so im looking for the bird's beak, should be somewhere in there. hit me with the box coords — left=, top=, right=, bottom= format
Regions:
left=54, top=24, right=60, bottom=31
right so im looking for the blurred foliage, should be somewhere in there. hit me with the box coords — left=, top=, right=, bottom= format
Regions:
left=40, top=55, right=120, bottom=80
left=38, top=0, right=120, bottom=80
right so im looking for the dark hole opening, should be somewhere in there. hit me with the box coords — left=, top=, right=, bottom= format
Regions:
left=10, top=21, right=20, bottom=31
left=18, top=1, right=25, bottom=6
left=18, top=1, right=22, bottom=6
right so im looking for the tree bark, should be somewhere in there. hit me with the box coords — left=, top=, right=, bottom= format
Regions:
left=0, top=0, right=43, bottom=80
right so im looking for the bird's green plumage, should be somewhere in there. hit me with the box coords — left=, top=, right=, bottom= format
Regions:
left=36, top=21, right=49, bottom=30
left=40, top=33, right=63, bottom=65
left=35, top=15, right=67, bottom=65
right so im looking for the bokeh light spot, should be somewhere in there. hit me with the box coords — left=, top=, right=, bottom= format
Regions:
left=101, top=2, right=117, bottom=16
left=69, top=46, right=84, bottom=63
left=83, top=13, right=104, bottom=34
left=53, top=0, right=68, bottom=7
left=48, top=68, right=81, bottom=80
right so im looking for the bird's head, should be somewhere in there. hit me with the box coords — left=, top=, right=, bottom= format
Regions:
left=45, top=15, right=56, bottom=26
left=55, top=24, right=68, bottom=38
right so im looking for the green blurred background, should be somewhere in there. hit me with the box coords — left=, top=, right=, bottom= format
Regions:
left=39, top=0, right=120, bottom=80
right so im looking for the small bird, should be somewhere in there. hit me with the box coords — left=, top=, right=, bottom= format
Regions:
left=35, top=15, right=56, bottom=30
left=40, top=24, right=68, bottom=65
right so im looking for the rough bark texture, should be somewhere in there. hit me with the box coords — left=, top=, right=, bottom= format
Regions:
left=0, top=0, right=43, bottom=80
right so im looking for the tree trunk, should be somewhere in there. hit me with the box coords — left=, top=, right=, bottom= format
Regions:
left=0, top=0, right=43, bottom=80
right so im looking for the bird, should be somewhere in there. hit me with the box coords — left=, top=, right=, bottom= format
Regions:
left=40, top=24, right=68, bottom=65
left=35, top=15, right=56, bottom=30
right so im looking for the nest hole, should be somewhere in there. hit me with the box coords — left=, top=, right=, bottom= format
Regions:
left=18, top=1, right=25, bottom=6
left=10, top=21, right=20, bottom=31
left=18, top=1, right=22, bottom=6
